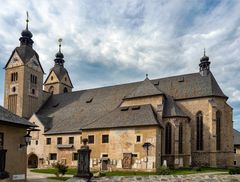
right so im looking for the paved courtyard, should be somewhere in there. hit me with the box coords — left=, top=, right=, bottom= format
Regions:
left=27, top=170, right=240, bottom=182
left=67, top=175, right=240, bottom=182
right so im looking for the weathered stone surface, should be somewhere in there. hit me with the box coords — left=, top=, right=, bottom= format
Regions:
left=66, top=175, right=240, bottom=182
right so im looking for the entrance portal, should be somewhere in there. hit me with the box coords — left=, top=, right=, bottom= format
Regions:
left=28, top=154, right=38, bottom=168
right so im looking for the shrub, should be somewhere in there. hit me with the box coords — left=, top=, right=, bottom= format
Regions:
left=52, top=161, right=68, bottom=176
left=196, top=167, right=202, bottom=172
left=158, top=165, right=171, bottom=175
left=229, top=167, right=240, bottom=175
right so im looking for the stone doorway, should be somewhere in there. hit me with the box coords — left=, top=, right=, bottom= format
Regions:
left=28, top=154, right=38, bottom=168
left=101, top=159, right=108, bottom=170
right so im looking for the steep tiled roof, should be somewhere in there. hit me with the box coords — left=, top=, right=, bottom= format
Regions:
left=0, top=106, right=35, bottom=127
left=124, top=78, right=163, bottom=99
left=152, top=72, right=227, bottom=100
left=82, top=104, right=161, bottom=130
left=35, top=114, right=53, bottom=132
left=44, top=64, right=73, bottom=88
left=50, top=65, right=68, bottom=81
left=5, top=45, right=44, bottom=73
left=234, top=129, right=240, bottom=145
left=163, top=96, right=188, bottom=118
left=37, top=71, right=227, bottom=134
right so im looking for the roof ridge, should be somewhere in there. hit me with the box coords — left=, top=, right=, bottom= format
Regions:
left=124, top=77, right=164, bottom=99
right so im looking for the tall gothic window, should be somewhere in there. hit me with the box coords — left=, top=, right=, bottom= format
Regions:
left=165, top=123, right=172, bottom=154
left=179, top=123, right=183, bottom=154
left=196, top=111, right=203, bottom=151
left=216, top=111, right=221, bottom=150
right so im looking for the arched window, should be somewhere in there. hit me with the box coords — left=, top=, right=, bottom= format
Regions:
left=64, top=87, right=68, bottom=93
left=216, top=111, right=221, bottom=150
left=179, top=123, right=183, bottom=154
left=196, top=111, right=203, bottom=151
left=49, top=86, right=54, bottom=94
left=165, top=123, right=172, bottom=154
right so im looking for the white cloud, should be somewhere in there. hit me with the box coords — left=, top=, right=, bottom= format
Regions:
left=0, top=0, right=240, bottom=128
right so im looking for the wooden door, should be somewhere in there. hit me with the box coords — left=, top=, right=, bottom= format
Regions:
left=122, top=153, right=132, bottom=169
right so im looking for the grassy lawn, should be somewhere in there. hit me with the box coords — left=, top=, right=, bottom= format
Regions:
left=30, top=168, right=77, bottom=175
left=47, top=176, right=71, bottom=181
left=31, top=167, right=229, bottom=176
left=171, top=167, right=228, bottom=175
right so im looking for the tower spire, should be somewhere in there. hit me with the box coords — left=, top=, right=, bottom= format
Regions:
left=58, top=38, right=62, bottom=53
left=199, top=49, right=210, bottom=76
left=54, top=38, right=65, bottom=66
left=19, top=11, right=34, bottom=47
left=26, top=11, right=29, bottom=30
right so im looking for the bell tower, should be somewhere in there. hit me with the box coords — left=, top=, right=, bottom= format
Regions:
left=44, top=39, right=73, bottom=94
left=4, top=12, right=44, bottom=118
left=199, top=49, right=211, bottom=76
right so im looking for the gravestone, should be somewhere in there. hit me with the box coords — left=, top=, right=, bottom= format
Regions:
left=75, top=139, right=93, bottom=179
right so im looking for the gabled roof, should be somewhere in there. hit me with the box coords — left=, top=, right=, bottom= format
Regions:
left=0, top=106, right=35, bottom=127
left=82, top=104, right=161, bottom=130
left=152, top=72, right=227, bottom=100
left=44, top=64, right=73, bottom=88
left=234, top=129, right=240, bottom=145
left=35, top=114, right=53, bottom=132
left=124, top=77, right=163, bottom=99
left=163, top=96, right=188, bottom=118
left=37, top=71, right=227, bottom=134
left=5, top=45, right=44, bottom=73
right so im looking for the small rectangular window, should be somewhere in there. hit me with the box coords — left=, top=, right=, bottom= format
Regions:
left=88, top=135, right=94, bottom=144
left=132, top=153, right=138, bottom=157
left=234, top=161, right=237, bottom=166
left=136, top=135, right=141, bottom=143
left=102, top=135, right=109, bottom=143
left=73, top=153, right=78, bottom=161
left=49, top=153, right=57, bottom=160
left=57, top=137, right=62, bottom=145
left=46, top=138, right=51, bottom=145
left=102, top=154, right=108, bottom=157
left=36, top=140, right=38, bottom=145
left=69, top=137, right=74, bottom=144
left=234, top=148, right=237, bottom=153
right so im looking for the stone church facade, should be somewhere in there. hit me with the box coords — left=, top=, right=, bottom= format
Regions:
left=3, top=17, right=234, bottom=171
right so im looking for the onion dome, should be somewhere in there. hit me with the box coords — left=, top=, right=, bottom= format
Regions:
left=200, top=49, right=209, bottom=62
left=21, top=29, right=33, bottom=38
left=199, top=48, right=211, bottom=76
left=19, top=12, right=34, bottom=47
left=54, top=38, right=65, bottom=66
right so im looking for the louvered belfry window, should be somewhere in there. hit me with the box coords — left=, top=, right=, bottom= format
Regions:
left=165, top=123, right=172, bottom=154
left=216, top=111, right=221, bottom=150
left=196, top=111, right=203, bottom=151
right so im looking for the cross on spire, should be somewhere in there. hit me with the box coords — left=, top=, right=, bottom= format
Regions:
left=204, top=48, right=206, bottom=56
left=26, top=11, right=29, bottom=30
left=58, top=38, right=62, bottom=52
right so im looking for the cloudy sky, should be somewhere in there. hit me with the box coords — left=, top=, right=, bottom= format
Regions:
left=0, top=0, right=240, bottom=129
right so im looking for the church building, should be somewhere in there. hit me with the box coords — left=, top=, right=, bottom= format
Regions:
left=3, top=15, right=234, bottom=171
